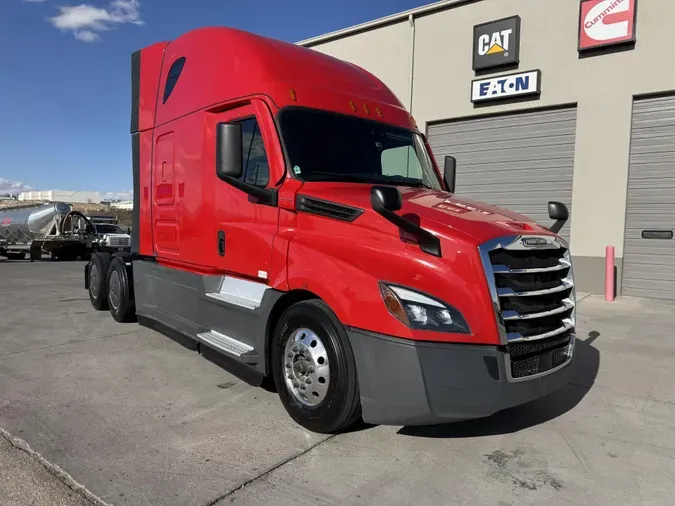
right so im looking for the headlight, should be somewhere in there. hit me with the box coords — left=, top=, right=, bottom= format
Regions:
left=379, top=283, right=471, bottom=334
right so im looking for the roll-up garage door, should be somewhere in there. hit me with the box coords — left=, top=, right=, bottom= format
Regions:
left=426, top=107, right=577, bottom=242
left=622, top=95, right=675, bottom=300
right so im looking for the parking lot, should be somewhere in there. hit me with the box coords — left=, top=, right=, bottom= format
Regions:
left=1, top=259, right=674, bottom=505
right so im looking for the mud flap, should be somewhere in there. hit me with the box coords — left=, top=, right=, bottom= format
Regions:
left=29, top=242, right=42, bottom=262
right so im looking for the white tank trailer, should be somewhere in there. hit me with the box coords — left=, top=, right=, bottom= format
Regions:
left=0, top=202, right=94, bottom=261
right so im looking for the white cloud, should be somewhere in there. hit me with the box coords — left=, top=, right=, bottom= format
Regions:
left=0, top=179, right=32, bottom=195
left=102, top=190, right=133, bottom=201
left=74, top=29, right=99, bottom=42
left=49, top=0, right=143, bottom=42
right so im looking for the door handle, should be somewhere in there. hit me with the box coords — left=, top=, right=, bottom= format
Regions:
left=218, top=230, right=226, bottom=256
left=641, top=230, right=673, bottom=240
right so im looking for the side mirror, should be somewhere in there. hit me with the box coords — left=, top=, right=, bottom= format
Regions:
left=548, top=201, right=569, bottom=234
left=443, top=156, right=456, bottom=193
left=371, top=185, right=402, bottom=212
left=216, top=123, right=243, bottom=180
left=548, top=201, right=569, bottom=221
left=370, top=185, right=441, bottom=257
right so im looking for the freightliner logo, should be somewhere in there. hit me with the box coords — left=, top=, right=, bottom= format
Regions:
left=521, top=237, right=550, bottom=248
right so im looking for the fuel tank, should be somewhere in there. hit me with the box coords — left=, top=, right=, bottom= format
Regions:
left=0, top=203, right=72, bottom=244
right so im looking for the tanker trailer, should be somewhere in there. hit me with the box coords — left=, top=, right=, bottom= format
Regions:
left=0, top=203, right=94, bottom=261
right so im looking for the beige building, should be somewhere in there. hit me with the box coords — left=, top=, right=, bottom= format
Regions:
left=299, top=0, right=675, bottom=300
left=19, top=190, right=102, bottom=204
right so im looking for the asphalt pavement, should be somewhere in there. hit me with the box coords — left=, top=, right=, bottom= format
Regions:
left=1, top=259, right=674, bottom=505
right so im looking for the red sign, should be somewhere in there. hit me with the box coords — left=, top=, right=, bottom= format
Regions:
left=578, top=0, right=638, bottom=51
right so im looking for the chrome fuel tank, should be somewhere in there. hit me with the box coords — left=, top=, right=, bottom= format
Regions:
left=0, top=203, right=72, bottom=244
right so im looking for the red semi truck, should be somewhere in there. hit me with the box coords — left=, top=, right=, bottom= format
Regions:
left=85, top=26, right=576, bottom=434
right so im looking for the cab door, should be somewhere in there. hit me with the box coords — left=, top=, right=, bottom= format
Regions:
left=212, top=102, right=280, bottom=281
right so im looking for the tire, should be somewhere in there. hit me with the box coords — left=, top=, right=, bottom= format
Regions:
left=88, top=252, right=111, bottom=310
left=271, top=300, right=361, bottom=434
left=6, top=252, right=26, bottom=261
left=107, top=257, right=136, bottom=323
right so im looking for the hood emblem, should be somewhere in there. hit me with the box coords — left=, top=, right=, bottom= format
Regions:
left=521, top=237, right=549, bottom=247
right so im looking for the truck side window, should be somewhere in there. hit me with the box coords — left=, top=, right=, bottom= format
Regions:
left=240, top=118, right=270, bottom=187
left=381, top=145, right=424, bottom=179
left=163, top=57, right=186, bottom=104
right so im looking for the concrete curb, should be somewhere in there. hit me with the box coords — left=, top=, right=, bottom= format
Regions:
left=0, top=427, right=111, bottom=506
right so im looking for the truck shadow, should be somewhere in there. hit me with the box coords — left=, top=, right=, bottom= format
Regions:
left=397, top=331, right=601, bottom=438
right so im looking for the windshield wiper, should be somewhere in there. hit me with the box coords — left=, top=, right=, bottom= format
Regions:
left=303, top=171, right=386, bottom=184
left=379, top=175, right=433, bottom=190
left=303, top=171, right=433, bottom=189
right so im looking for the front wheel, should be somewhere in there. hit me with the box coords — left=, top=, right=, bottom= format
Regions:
left=272, top=300, right=361, bottom=434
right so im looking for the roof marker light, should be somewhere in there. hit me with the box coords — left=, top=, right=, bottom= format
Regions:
left=289, top=89, right=297, bottom=101
left=376, top=107, right=383, bottom=118
left=349, top=100, right=357, bottom=112
left=363, top=104, right=371, bottom=115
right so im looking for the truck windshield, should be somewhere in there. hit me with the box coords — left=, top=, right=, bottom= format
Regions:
left=279, top=108, right=443, bottom=190
left=94, top=225, right=122, bottom=234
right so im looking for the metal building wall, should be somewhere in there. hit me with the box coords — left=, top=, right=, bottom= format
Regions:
left=427, top=107, right=576, bottom=242
left=622, top=95, right=675, bottom=300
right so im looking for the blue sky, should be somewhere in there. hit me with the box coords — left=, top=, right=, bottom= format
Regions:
left=0, top=0, right=430, bottom=199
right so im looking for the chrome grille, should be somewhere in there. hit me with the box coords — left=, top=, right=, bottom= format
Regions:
left=479, top=235, right=576, bottom=382
left=110, top=237, right=130, bottom=247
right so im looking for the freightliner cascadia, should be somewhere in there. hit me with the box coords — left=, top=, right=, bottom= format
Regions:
left=85, top=26, right=577, bottom=434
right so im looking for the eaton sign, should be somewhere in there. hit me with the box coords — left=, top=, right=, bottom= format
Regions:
left=471, top=70, right=541, bottom=103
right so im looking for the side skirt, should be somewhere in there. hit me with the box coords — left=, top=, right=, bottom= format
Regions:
left=131, top=260, right=284, bottom=385
left=137, top=314, right=264, bottom=387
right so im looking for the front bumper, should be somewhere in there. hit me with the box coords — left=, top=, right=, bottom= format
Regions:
left=347, top=328, right=572, bottom=426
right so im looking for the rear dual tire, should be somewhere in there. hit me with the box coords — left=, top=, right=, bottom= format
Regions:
left=271, top=300, right=362, bottom=434
left=88, top=252, right=111, bottom=310
left=107, top=257, right=136, bottom=323
left=87, top=252, right=136, bottom=323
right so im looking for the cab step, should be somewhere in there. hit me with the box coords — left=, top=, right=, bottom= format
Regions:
left=196, top=330, right=254, bottom=357
left=204, top=276, right=268, bottom=310
left=204, top=291, right=260, bottom=310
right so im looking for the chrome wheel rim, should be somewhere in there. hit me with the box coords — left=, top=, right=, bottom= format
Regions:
left=109, top=270, right=121, bottom=310
left=283, top=328, right=330, bottom=406
left=89, top=264, right=99, bottom=298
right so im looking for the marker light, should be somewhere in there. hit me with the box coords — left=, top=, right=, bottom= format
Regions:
left=379, top=283, right=470, bottom=334
left=289, top=88, right=297, bottom=101
left=376, top=107, right=383, bottom=118
left=363, top=104, right=371, bottom=115
left=349, top=100, right=357, bottom=112
left=380, top=284, right=409, bottom=327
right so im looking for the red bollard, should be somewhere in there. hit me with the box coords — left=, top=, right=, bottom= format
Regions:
left=605, top=245, right=615, bottom=302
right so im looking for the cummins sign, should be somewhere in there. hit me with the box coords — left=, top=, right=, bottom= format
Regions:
left=578, top=0, right=638, bottom=51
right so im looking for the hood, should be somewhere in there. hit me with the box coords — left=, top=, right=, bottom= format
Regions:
left=298, top=183, right=555, bottom=244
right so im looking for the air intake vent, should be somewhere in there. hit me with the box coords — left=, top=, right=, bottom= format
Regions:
left=296, top=196, right=364, bottom=222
